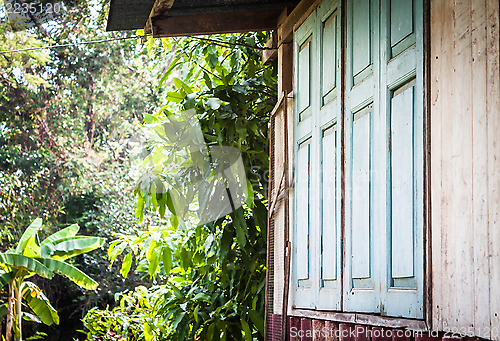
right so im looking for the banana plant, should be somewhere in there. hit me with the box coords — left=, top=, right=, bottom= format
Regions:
left=0, top=218, right=105, bottom=341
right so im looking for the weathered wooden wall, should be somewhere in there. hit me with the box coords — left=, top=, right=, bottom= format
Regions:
left=430, top=0, right=500, bottom=338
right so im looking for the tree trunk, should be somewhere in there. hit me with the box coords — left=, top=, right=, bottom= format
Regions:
left=85, top=76, right=96, bottom=148
left=5, top=284, right=13, bottom=341
left=14, top=284, right=22, bottom=341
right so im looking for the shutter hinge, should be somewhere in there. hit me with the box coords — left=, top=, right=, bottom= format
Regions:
left=321, top=235, right=323, bottom=254
left=307, top=235, right=309, bottom=250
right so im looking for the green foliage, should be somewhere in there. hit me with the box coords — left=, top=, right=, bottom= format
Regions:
left=83, top=286, right=156, bottom=340
left=85, top=32, right=275, bottom=341
left=0, top=218, right=105, bottom=340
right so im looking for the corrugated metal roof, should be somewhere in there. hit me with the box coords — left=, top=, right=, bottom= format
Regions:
left=107, top=0, right=297, bottom=33
left=168, top=0, right=295, bottom=16
left=106, top=0, right=156, bottom=31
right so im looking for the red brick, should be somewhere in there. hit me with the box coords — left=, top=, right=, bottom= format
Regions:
left=391, top=329, right=414, bottom=341
left=312, top=320, right=326, bottom=341
left=414, top=334, right=442, bottom=341
left=340, top=324, right=355, bottom=341
left=325, top=321, right=339, bottom=341
left=372, top=327, right=393, bottom=341
left=354, top=325, right=371, bottom=341
left=301, top=318, right=313, bottom=341
left=288, top=316, right=302, bottom=341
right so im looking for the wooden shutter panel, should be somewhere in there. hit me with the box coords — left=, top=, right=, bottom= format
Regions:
left=292, top=11, right=316, bottom=310
left=343, top=0, right=379, bottom=313
left=321, top=127, right=337, bottom=282
left=343, top=0, right=424, bottom=318
left=316, top=0, right=342, bottom=310
left=296, top=141, right=311, bottom=281
left=381, top=0, right=424, bottom=318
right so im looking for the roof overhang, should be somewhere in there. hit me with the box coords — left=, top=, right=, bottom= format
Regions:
left=107, top=0, right=299, bottom=37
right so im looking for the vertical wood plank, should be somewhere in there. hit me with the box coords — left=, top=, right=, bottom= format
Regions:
left=429, top=0, right=445, bottom=331
left=487, top=0, right=500, bottom=337
left=451, top=0, right=474, bottom=329
left=436, top=0, right=455, bottom=330
left=431, top=0, right=500, bottom=335
left=351, top=111, right=371, bottom=279
left=470, top=0, right=491, bottom=338
left=391, top=86, right=415, bottom=279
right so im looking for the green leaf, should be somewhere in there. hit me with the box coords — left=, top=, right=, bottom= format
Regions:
left=121, top=252, right=133, bottom=278
left=0, top=303, right=8, bottom=322
left=157, top=56, right=181, bottom=90
left=40, top=224, right=79, bottom=247
left=22, top=312, right=42, bottom=323
left=136, top=194, right=145, bottom=222
left=22, top=282, right=59, bottom=326
left=173, top=77, right=193, bottom=94
left=162, top=247, right=172, bottom=275
left=108, top=241, right=127, bottom=264
left=203, top=71, right=212, bottom=88
left=232, top=208, right=247, bottom=247
left=240, top=318, right=252, bottom=341
left=144, top=323, right=154, bottom=341
left=0, top=271, right=16, bottom=287
left=0, top=253, right=53, bottom=279
left=170, top=283, right=184, bottom=300
left=38, top=258, right=98, bottom=290
left=16, top=218, right=42, bottom=255
left=248, top=310, right=264, bottom=336
left=194, top=305, right=199, bottom=323
left=147, top=240, right=160, bottom=278
left=193, top=293, right=210, bottom=302
left=171, top=312, right=186, bottom=330
left=41, top=236, right=105, bottom=260
left=166, top=92, right=186, bottom=103
left=219, top=227, right=233, bottom=260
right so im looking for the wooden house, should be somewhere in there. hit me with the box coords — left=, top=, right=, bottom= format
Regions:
left=107, top=0, right=500, bottom=340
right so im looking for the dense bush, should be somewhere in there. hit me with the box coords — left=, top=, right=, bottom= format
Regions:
left=83, top=32, right=276, bottom=341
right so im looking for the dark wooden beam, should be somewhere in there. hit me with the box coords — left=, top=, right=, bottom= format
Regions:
left=263, top=31, right=278, bottom=65
left=145, top=0, right=176, bottom=34
left=149, top=9, right=282, bottom=37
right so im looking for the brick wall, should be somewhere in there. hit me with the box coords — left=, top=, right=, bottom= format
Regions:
left=267, top=314, right=470, bottom=341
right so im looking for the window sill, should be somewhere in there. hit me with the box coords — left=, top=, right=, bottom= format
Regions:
left=290, top=308, right=428, bottom=331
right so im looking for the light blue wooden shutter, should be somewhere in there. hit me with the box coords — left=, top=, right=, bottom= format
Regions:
left=293, top=0, right=342, bottom=310
left=316, top=0, right=342, bottom=311
left=291, top=0, right=423, bottom=317
left=344, top=0, right=424, bottom=318
left=292, top=12, right=316, bottom=309
left=344, top=0, right=379, bottom=313
left=380, top=0, right=424, bottom=318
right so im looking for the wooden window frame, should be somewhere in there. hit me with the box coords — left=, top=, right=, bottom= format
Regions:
left=277, top=0, right=432, bottom=330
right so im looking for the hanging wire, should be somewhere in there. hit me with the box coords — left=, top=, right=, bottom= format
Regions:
left=0, top=33, right=279, bottom=54
left=0, top=34, right=152, bottom=54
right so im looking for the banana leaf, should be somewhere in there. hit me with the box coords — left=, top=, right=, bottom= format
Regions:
left=39, top=224, right=79, bottom=247
left=15, top=218, right=42, bottom=255
left=22, top=282, right=59, bottom=326
left=38, top=258, right=98, bottom=290
left=0, top=254, right=53, bottom=279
